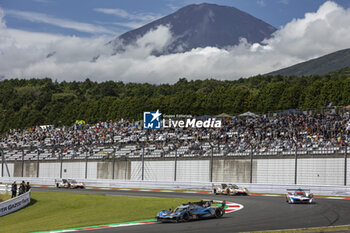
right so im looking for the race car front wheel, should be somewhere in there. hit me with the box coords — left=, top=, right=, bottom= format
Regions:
left=182, top=212, right=190, bottom=222
left=215, top=208, right=223, bottom=218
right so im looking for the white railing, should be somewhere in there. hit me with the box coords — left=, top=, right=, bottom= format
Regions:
left=0, top=177, right=349, bottom=196
left=0, top=184, right=9, bottom=193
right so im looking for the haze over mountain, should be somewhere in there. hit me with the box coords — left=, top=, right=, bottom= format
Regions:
left=110, top=3, right=277, bottom=55
left=267, top=48, right=350, bottom=76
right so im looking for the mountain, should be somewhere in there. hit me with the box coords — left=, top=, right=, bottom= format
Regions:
left=267, top=48, right=350, bottom=76
left=110, top=3, right=276, bottom=55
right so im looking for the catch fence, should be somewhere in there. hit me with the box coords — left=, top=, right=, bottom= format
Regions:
left=0, top=145, right=349, bottom=186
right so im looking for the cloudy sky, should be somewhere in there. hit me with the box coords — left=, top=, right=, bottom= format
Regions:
left=1, top=0, right=350, bottom=83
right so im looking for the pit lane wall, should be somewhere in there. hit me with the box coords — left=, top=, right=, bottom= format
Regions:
left=0, top=190, right=31, bottom=217
left=1, top=156, right=349, bottom=186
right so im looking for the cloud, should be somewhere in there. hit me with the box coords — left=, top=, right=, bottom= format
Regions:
left=111, top=21, right=146, bottom=30
left=0, top=7, right=6, bottom=28
left=32, top=0, right=52, bottom=3
left=94, top=8, right=161, bottom=21
left=1, top=1, right=350, bottom=84
left=6, top=9, right=115, bottom=35
left=257, top=0, right=266, bottom=7
left=278, top=0, right=289, bottom=5
left=258, top=1, right=350, bottom=59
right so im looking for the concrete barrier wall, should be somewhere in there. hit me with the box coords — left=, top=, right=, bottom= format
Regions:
left=297, top=158, right=345, bottom=185
left=62, top=162, right=86, bottom=179
left=130, top=160, right=209, bottom=182
left=256, top=159, right=295, bottom=184
left=177, top=160, right=209, bottom=182
left=39, top=162, right=60, bottom=178
left=13, top=162, right=38, bottom=177
left=0, top=163, right=14, bottom=177
left=348, top=160, right=350, bottom=184
left=88, top=162, right=98, bottom=179
left=213, top=159, right=252, bottom=183
left=1, top=157, right=349, bottom=186
left=96, top=161, right=130, bottom=180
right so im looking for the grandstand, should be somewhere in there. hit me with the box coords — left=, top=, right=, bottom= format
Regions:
left=1, top=109, right=350, bottom=162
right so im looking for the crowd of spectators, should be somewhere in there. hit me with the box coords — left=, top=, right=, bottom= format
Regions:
left=1, top=109, right=350, bottom=157
left=11, top=181, right=31, bottom=198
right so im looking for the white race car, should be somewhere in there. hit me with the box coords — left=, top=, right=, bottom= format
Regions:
left=55, top=179, right=85, bottom=189
left=226, top=184, right=249, bottom=196
left=212, top=183, right=249, bottom=195
left=212, top=183, right=228, bottom=195
left=286, top=189, right=314, bottom=204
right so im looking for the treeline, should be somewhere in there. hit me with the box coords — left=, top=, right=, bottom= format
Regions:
left=0, top=67, right=350, bottom=133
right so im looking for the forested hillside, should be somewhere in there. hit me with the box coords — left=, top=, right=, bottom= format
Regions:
left=0, top=66, right=350, bottom=133
left=267, top=48, right=350, bottom=77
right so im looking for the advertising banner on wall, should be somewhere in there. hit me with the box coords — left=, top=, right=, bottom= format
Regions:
left=0, top=190, right=31, bottom=217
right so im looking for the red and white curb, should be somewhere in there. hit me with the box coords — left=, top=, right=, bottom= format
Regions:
left=34, top=185, right=350, bottom=200
left=224, top=201, right=244, bottom=214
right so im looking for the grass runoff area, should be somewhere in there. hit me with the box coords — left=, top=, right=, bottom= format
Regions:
left=0, top=193, right=11, bottom=202
left=0, top=191, right=198, bottom=233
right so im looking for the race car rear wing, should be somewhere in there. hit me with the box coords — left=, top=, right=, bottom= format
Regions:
left=286, top=189, right=311, bottom=191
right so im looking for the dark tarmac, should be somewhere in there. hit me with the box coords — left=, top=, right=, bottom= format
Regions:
left=32, top=187, right=350, bottom=233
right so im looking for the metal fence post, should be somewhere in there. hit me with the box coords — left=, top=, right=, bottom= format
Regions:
left=37, top=149, right=40, bottom=178
left=294, top=144, right=298, bottom=185
left=1, top=149, right=4, bottom=177
left=85, top=150, right=88, bottom=179
left=142, top=147, right=145, bottom=181
left=124, top=157, right=128, bottom=180
left=210, top=145, right=213, bottom=183
left=174, top=145, right=177, bottom=182
left=112, top=147, right=116, bottom=180
left=250, top=146, right=253, bottom=184
left=345, top=145, right=347, bottom=186
left=21, top=148, right=24, bottom=177
left=60, top=152, right=63, bottom=178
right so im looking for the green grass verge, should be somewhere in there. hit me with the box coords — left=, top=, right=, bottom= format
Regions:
left=0, top=191, right=197, bottom=233
left=0, top=193, right=11, bottom=202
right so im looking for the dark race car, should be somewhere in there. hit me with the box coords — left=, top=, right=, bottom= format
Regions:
left=156, top=200, right=225, bottom=223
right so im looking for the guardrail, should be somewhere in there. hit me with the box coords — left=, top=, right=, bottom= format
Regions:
left=0, top=184, right=9, bottom=193
left=0, top=177, right=349, bottom=196
left=0, top=190, right=31, bottom=217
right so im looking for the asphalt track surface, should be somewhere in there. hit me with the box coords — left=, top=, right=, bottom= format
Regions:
left=32, top=187, right=350, bottom=233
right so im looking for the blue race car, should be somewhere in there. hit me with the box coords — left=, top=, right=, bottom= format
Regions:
left=156, top=200, right=225, bottom=223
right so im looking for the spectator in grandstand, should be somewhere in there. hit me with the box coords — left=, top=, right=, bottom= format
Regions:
left=1, top=109, right=350, bottom=158
left=11, top=181, right=17, bottom=198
